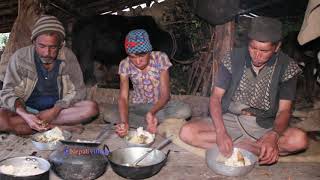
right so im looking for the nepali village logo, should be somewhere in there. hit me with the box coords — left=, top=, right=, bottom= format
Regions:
left=64, top=147, right=110, bottom=156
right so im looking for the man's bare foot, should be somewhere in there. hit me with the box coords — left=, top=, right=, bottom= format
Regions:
left=12, top=125, right=33, bottom=136
left=57, top=125, right=84, bottom=134
left=234, top=139, right=260, bottom=156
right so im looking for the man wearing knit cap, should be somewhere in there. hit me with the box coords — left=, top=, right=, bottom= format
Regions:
left=179, top=17, right=308, bottom=165
left=102, top=29, right=191, bottom=136
left=0, top=15, right=99, bottom=135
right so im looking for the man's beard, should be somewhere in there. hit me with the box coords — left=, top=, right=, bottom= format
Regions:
left=40, top=57, right=55, bottom=64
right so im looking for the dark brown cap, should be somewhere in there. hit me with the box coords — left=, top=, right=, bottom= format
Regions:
left=248, top=16, right=282, bottom=43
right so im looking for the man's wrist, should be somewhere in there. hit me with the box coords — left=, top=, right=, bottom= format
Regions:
left=216, top=128, right=227, bottom=135
left=269, top=130, right=280, bottom=139
left=147, top=110, right=155, bottom=116
left=120, top=120, right=128, bottom=124
left=52, top=106, right=63, bottom=114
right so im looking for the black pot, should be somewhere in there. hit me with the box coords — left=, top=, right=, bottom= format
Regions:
left=0, top=156, right=50, bottom=180
left=107, top=147, right=170, bottom=180
left=49, top=141, right=109, bottom=180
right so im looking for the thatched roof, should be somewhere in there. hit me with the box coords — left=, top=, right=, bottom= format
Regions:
left=0, top=0, right=154, bottom=33
left=0, top=0, right=309, bottom=33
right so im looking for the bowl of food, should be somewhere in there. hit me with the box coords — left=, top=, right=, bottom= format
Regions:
left=124, top=127, right=155, bottom=147
left=31, top=127, right=72, bottom=151
left=107, top=147, right=169, bottom=179
left=206, top=144, right=258, bottom=176
left=0, top=156, right=50, bottom=180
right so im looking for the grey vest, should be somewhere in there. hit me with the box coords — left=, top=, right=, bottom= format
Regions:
left=221, top=47, right=293, bottom=128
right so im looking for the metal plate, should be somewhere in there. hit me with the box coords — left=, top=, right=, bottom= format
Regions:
left=31, top=130, right=72, bottom=151
left=124, top=130, right=155, bottom=147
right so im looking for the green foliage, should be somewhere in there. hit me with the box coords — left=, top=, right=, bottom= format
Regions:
left=0, top=33, right=10, bottom=48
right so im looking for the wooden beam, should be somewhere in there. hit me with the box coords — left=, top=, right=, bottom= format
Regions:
left=0, top=14, right=16, bottom=33
left=48, top=0, right=82, bottom=17
left=77, top=0, right=113, bottom=9
left=0, top=0, right=18, bottom=9
left=212, top=20, right=235, bottom=87
left=0, top=7, right=18, bottom=16
left=92, top=0, right=153, bottom=14
left=0, top=25, right=13, bottom=33
left=0, top=15, right=17, bottom=24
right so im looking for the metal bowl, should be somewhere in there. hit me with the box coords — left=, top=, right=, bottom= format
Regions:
left=124, top=130, right=155, bottom=147
left=107, top=147, right=169, bottom=179
left=0, top=156, right=50, bottom=180
left=31, top=130, right=72, bottom=151
left=206, top=144, right=258, bottom=177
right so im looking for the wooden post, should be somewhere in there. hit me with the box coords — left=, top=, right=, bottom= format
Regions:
left=211, top=20, right=235, bottom=89
left=0, top=0, right=42, bottom=81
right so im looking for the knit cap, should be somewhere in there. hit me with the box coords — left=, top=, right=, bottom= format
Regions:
left=31, top=15, right=65, bottom=41
left=125, top=29, right=152, bottom=54
left=248, top=16, right=282, bottom=43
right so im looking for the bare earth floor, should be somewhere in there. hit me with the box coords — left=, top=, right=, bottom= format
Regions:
left=0, top=124, right=319, bottom=180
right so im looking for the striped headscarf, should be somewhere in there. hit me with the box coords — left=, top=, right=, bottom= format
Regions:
left=31, top=15, right=65, bottom=41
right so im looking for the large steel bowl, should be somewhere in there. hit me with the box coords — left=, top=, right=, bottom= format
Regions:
left=107, top=147, right=169, bottom=179
left=206, top=144, right=258, bottom=177
left=0, top=156, right=50, bottom=180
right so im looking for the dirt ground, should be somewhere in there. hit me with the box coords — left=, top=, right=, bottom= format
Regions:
left=1, top=88, right=320, bottom=179
left=0, top=124, right=319, bottom=180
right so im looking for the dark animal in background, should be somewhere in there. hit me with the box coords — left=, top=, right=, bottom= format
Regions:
left=72, top=15, right=175, bottom=85
left=282, top=31, right=320, bottom=105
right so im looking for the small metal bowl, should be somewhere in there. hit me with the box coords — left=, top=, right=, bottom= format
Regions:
left=31, top=130, right=72, bottom=151
left=206, top=144, right=258, bottom=177
left=124, top=130, right=155, bottom=147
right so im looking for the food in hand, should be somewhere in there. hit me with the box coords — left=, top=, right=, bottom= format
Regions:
left=40, top=121, right=49, bottom=128
left=33, top=127, right=65, bottom=143
left=216, top=148, right=251, bottom=167
left=126, top=127, right=155, bottom=144
left=119, top=123, right=125, bottom=129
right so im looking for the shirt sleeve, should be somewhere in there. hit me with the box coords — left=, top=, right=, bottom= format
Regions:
left=159, top=52, right=172, bottom=71
left=214, top=64, right=232, bottom=90
left=279, top=76, right=298, bottom=100
left=118, top=59, right=129, bottom=76
left=281, top=60, right=302, bottom=82
left=55, top=47, right=87, bottom=108
left=0, top=52, right=22, bottom=112
left=221, top=51, right=232, bottom=73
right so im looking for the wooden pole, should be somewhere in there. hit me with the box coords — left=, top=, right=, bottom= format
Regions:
left=211, top=20, right=235, bottom=89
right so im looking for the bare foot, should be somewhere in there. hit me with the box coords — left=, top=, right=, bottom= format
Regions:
left=234, top=139, right=260, bottom=156
left=57, top=125, right=85, bottom=134
left=12, top=125, right=33, bottom=136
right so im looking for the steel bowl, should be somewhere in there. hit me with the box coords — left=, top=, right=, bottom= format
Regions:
left=31, top=130, right=72, bottom=151
left=0, top=156, right=50, bottom=180
left=206, top=144, right=258, bottom=177
left=107, top=147, right=169, bottom=179
left=124, top=130, right=155, bottom=147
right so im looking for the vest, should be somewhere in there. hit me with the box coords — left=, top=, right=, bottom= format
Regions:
left=221, top=47, right=294, bottom=128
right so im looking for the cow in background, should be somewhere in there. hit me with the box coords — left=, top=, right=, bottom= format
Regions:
left=282, top=31, right=320, bottom=106
left=72, top=15, right=175, bottom=85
